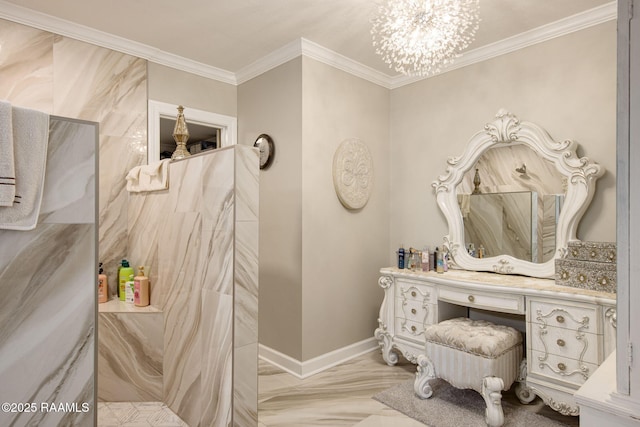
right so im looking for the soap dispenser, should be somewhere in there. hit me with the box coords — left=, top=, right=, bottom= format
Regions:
left=98, top=263, right=108, bottom=304
left=134, top=266, right=150, bottom=307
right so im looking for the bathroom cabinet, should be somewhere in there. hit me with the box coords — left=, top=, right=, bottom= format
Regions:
left=375, top=267, right=616, bottom=416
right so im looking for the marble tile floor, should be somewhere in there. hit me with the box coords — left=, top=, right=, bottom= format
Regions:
left=97, top=402, right=188, bottom=427
left=258, top=350, right=580, bottom=427
left=98, top=350, right=579, bottom=426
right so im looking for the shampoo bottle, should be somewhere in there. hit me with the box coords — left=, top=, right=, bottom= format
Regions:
left=134, top=266, right=150, bottom=307
left=119, top=260, right=134, bottom=302
left=98, top=263, right=108, bottom=304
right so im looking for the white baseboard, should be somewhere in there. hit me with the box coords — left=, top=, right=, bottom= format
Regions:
left=259, top=337, right=379, bottom=379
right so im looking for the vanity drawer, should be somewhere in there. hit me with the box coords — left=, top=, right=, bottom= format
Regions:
left=395, top=317, right=428, bottom=342
left=529, top=349, right=598, bottom=387
left=396, top=279, right=435, bottom=304
left=438, top=287, right=525, bottom=314
left=529, top=300, right=598, bottom=332
left=528, top=323, right=600, bottom=365
left=395, top=298, right=436, bottom=325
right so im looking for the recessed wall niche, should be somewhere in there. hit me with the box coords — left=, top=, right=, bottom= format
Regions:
left=147, top=100, right=237, bottom=163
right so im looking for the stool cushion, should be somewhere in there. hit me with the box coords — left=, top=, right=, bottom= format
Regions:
left=424, top=317, right=522, bottom=358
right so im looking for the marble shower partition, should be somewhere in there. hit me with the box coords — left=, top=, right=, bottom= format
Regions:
left=0, top=117, right=98, bottom=427
left=123, top=145, right=259, bottom=426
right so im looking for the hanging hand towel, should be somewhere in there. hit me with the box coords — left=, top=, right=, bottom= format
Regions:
left=0, top=100, right=16, bottom=206
left=0, top=105, right=49, bottom=230
left=126, top=159, right=170, bottom=192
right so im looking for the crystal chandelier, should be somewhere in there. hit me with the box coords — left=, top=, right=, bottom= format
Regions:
left=371, top=0, right=480, bottom=77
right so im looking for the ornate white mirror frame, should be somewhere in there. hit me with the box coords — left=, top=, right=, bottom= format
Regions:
left=433, top=109, right=604, bottom=278
left=147, top=100, right=237, bottom=164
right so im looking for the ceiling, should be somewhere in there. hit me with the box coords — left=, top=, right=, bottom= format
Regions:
left=1, top=0, right=613, bottom=81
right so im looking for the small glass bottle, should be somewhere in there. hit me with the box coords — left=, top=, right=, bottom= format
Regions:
left=468, top=243, right=476, bottom=257
left=421, top=248, right=430, bottom=272
left=436, top=250, right=444, bottom=273
left=408, top=249, right=421, bottom=271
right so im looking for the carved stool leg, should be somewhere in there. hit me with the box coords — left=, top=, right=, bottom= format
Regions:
left=481, top=376, right=504, bottom=427
left=414, top=354, right=435, bottom=399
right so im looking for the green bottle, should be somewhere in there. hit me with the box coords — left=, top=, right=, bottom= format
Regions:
left=119, top=260, right=134, bottom=302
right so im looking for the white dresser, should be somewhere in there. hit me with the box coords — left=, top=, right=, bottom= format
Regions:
left=375, top=267, right=617, bottom=416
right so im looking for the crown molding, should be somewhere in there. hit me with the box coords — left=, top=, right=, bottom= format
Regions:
left=0, top=0, right=616, bottom=89
left=0, top=0, right=237, bottom=85
left=390, top=1, right=617, bottom=89
left=235, top=38, right=392, bottom=88
left=299, top=38, right=392, bottom=89
left=235, top=38, right=303, bottom=85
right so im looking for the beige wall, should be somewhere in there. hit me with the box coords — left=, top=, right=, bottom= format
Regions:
left=389, top=21, right=617, bottom=261
left=239, top=57, right=391, bottom=361
left=147, top=63, right=237, bottom=116
left=238, top=58, right=304, bottom=360
left=301, top=58, right=390, bottom=360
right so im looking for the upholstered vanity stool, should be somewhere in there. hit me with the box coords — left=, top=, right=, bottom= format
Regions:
left=413, top=318, right=523, bottom=427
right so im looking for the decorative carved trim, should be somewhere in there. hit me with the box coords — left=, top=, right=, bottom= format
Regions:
left=433, top=109, right=604, bottom=278
left=548, top=398, right=580, bottom=417
left=524, top=384, right=580, bottom=416
left=605, top=307, right=617, bottom=329
left=378, top=275, right=394, bottom=289
left=374, top=326, right=398, bottom=366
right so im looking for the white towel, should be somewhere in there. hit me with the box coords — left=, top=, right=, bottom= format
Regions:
left=0, top=105, right=50, bottom=230
left=0, top=100, right=16, bottom=206
left=126, top=159, right=170, bottom=192
left=458, top=193, right=471, bottom=219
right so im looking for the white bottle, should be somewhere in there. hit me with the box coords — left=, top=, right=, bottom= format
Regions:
left=125, top=274, right=135, bottom=304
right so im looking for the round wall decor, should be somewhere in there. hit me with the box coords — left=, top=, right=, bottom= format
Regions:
left=332, top=138, right=373, bottom=210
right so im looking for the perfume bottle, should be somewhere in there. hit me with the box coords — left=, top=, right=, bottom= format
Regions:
left=436, top=250, right=444, bottom=273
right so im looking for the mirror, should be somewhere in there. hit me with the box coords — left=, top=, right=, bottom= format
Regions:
left=147, top=100, right=237, bottom=164
left=433, top=109, right=604, bottom=278
left=457, top=144, right=566, bottom=263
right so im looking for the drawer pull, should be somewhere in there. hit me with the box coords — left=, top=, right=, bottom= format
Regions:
left=411, top=325, right=417, bottom=332
left=557, top=362, right=566, bottom=371
left=468, top=295, right=475, bottom=303
left=411, top=308, right=417, bottom=315
left=411, top=291, right=417, bottom=297
left=556, top=339, right=566, bottom=347
left=556, top=315, right=565, bottom=324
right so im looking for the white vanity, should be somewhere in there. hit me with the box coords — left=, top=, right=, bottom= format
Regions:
left=375, top=268, right=616, bottom=415
left=376, top=110, right=616, bottom=417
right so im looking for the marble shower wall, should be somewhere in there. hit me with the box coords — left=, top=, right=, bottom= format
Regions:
left=0, top=18, right=148, bottom=297
left=126, top=145, right=259, bottom=427
left=0, top=117, right=98, bottom=426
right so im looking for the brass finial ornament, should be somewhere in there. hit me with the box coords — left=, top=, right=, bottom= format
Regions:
left=472, top=168, right=481, bottom=194
left=171, top=105, right=191, bottom=160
